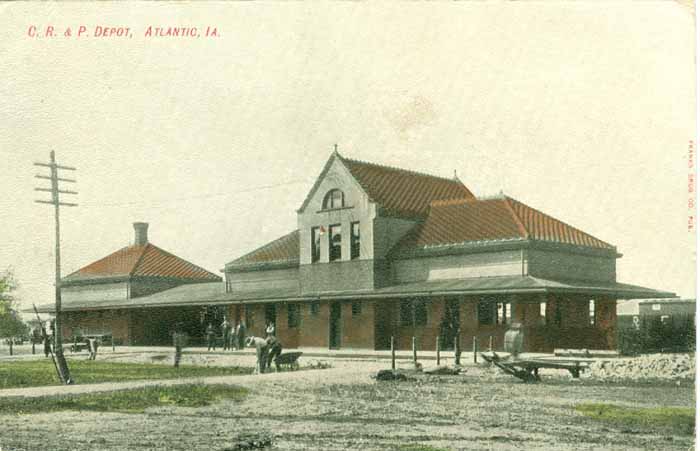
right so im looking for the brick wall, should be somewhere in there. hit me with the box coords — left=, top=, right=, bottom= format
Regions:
left=595, top=297, right=617, bottom=348
left=340, top=300, right=375, bottom=348
left=298, top=301, right=329, bottom=347
left=275, top=303, right=301, bottom=349
left=62, top=310, right=130, bottom=345
left=395, top=298, right=443, bottom=351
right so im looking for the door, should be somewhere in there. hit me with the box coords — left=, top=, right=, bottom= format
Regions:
left=329, top=302, right=342, bottom=349
left=439, top=298, right=460, bottom=350
left=265, top=304, right=277, bottom=331
left=373, top=301, right=392, bottom=350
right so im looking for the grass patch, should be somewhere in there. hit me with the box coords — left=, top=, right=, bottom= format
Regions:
left=0, top=384, right=248, bottom=414
left=575, top=403, right=695, bottom=435
left=0, top=360, right=252, bottom=389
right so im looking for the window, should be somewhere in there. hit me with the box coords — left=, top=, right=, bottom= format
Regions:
left=323, top=189, right=345, bottom=210
left=351, top=222, right=360, bottom=260
left=311, top=227, right=321, bottom=263
left=540, top=302, right=547, bottom=325
left=329, top=224, right=342, bottom=261
left=287, top=304, right=300, bottom=328
left=245, top=305, right=254, bottom=328
left=400, top=299, right=413, bottom=326
left=310, top=300, right=320, bottom=316
left=589, top=300, right=596, bottom=325
left=496, top=302, right=511, bottom=325
left=414, top=298, right=428, bottom=326
left=352, top=301, right=362, bottom=316
left=400, top=298, right=429, bottom=326
left=478, top=300, right=497, bottom=325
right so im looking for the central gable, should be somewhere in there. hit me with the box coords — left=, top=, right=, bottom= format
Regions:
left=297, top=151, right=373, bottom=216
left=297, top=152, right=377, bottom=266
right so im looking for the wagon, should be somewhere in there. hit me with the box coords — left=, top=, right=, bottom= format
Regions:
left=274, top=352, right=303, bottom=370
left=481, top=352, right=588, bottom=383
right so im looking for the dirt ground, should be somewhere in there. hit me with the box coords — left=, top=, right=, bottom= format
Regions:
left=0, top=353, right=695, bottom=451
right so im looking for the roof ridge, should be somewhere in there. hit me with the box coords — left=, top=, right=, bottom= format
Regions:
left=64, top=244, right=133, bottom=278
left=429, top=195, right=511, bottom=208
left=505, top=195, right=614, bottom=248
left=339, top=154, right=463, bottom=185
left=502, top=196, right=529, bottom=239
left=129, top=243, right=151, bottom=277
left=429, top=198, right=475, bottom=207
left=141, top=243, right=221, bottom=279
left=226, top=229, right=300, bottom=267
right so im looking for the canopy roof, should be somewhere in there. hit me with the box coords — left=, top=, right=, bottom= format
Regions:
left=34, top=275, right=674, bottom=313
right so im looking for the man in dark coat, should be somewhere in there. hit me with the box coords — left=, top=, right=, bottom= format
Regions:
left=42, top=323, right=52, bottom=358
left=266, top=335, right=283, bottom=372
left=221, top=317, right=231, bottom=351
left=205, top=323, right=216, bottom=351
left=236, top=321, right=246, bottom=350
left=172, top=322, right=188, bottom=368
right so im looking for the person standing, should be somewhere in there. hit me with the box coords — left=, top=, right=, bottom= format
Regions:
left=265, top=322, right=275, bottom=338
left=172, top=323, right=188, bottom=368
left=87, top=337, right=99, bottom=361
left=205, top=322, right=217, bottom=351
left=221, top=317, right=231, bottom=351
left=42, top=321, right=52, bottom=358
left=236, top=321, right=246, bottom=350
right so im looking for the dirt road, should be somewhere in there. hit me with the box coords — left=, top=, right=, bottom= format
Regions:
left=0, top=357, right=693, bottom=451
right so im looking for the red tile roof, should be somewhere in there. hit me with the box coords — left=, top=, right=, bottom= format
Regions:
left=395, top=196, right=615, bottom=251
left=339, top=155, right=476, bottom=218
left=63, top=243, right=221, bottom=283
left=226, top=230, right=300, bottom=268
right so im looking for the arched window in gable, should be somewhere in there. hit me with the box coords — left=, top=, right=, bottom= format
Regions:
left=323, top=189, right=345, bottom=210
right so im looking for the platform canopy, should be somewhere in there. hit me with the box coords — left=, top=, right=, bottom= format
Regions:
left=32, top=275, right=674, bottom=313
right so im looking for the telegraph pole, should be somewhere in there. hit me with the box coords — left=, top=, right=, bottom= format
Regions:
left=34, top=150, right=77, bottom=384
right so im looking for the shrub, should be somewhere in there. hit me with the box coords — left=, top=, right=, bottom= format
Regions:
left=617, top=314, right=695, bottom=356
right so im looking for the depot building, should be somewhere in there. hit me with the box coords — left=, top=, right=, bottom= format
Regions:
left=36, top=151, right=674, bottom=351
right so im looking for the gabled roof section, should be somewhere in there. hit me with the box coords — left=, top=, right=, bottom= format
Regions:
left=225, top=230, right=300, bottom=270
left=338, top=154, right=476, bottom=218
left=505, top=197, right=614, bottom=249
left=393, top=195, right=615, bottom=253
left=63, top=243, right=221, bottom=283
left=297, top=151, right=476, bottom=219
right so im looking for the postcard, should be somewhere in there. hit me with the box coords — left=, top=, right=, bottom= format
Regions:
left=0, top=2, right=695, bottom=450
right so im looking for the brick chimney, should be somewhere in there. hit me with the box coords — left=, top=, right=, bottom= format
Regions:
left=133, top=222, right=149, bottom=246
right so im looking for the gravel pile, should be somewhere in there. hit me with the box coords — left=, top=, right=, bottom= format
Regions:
left=586, top=353, right=695, bottom=382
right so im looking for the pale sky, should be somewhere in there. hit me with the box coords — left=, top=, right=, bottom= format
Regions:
left=0, top=1, right=695, bottom=314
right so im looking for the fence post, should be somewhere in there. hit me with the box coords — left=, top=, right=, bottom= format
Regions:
left=9, top=339, right=13, bottom=356
left=390, top=336, right=396, bottom=370
left=412, top=336, right=417, bottom=366
left=436, top=336, right=440, bottom=365
left=489, top=335, right=493, bottom=352
left=112, top=335, right=115, bottom=352
left=473, top=336, right=478, bottom=364
left=32, top=340, right=36, bottom=355
left=454, top=329, right=461, bottom=365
